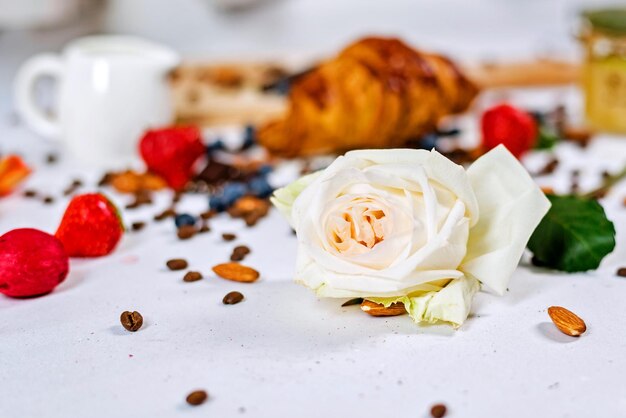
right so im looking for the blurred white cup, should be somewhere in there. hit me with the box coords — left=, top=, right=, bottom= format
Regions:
left=14, top=35, right=180, bottom=166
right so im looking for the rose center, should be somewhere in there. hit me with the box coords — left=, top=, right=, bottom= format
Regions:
left=327, top=201, right=389, bottom=254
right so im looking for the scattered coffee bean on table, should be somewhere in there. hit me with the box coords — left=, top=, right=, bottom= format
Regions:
left=23, top=189, right=37, bottom=198
left=42, top=196, right=55, bottom=204
left=120, top=311, right=143, bottom=332
left=222, top=233, right=237, bottom=242
left=199, top=223, right=211, bottom=233
left=186, top=390, right=208, bottom=406
left=154, top=208, right=176, bottom=221
left=230, top=245, right=251, bottom=261
left=183, top=271, right=203, bottom=282
left=97, top=172, right=113, bottom=187
left=616, top=267, right=626, bottom=277
left=131, top=221, right=146, bottom=231
left=46, top=153, right=58, bottom=164
left=166, top=259, right=188, bottom=271
left=430, top=403, right=447, bottom=418
left=223, top=291, right=244, bottom=305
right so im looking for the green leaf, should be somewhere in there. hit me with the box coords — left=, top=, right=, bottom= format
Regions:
left=528, top=195, right=616, bottom=272
left=534, top=126, right=559, bottom=150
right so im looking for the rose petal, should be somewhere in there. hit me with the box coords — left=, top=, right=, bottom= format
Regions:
left=368, top=275, right=480, bottom=326
left=461, top=145, right=551, bottom=295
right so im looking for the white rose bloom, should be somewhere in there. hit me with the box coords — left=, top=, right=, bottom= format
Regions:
left=271, top=145, right=550, bottom=326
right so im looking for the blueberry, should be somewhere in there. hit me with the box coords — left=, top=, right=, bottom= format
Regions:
left=249, top=176, right=273, bottom=198
left=222, top=182, right=248, bottom=206
left=206, top=139, right=225, bottom=155
left=241, top=125, right=256, bottom=150
left=418, top=133, right=439, bottom=150
left=436, top=127, right=460, bottom=137
left=175, top=213, right=196, bottom=228
left=257, top=164, right=273, bottom=176
left=275, top=79, right=291, bottom=95
left=209, top=195, right=227, bottom=212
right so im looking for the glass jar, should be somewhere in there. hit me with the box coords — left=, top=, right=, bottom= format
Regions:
left=580, top=8, right=626, bottom=133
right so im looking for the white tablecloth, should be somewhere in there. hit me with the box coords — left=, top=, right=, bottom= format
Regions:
left=2, top=1, right=626, bottom=416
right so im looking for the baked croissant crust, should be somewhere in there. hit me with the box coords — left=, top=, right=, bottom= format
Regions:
left=258, top=37, right=478, bottom=157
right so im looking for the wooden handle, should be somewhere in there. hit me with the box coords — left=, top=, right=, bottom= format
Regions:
left=461, top=59, right=581, bottom=89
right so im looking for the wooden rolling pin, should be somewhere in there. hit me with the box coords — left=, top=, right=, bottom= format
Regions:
left=462, top=59, right=581, bottom=89
left=171, top=59, right=582, bottom=127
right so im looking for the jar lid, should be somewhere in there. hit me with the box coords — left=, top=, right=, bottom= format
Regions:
left=583, top=8, right=626, bottom=36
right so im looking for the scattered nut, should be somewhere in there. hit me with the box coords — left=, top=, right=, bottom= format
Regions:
left=547, top=306, right=587, bottom=337
left=212, top=262, right=259, bottom=283
left=360, top=300, right=406, bottom=317
left=617, top=267, right=626, bottom=277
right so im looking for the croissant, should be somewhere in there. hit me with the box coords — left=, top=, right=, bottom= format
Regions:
left=258, top=37, right=478, bottom=157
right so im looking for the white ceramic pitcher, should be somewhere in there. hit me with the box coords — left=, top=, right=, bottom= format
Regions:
left=15, top=35, right=180, bottom=166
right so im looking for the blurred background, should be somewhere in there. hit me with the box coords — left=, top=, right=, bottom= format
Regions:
left=1, top=0, right=625, bottom=164
left=0, top=0, right=611, bottom=75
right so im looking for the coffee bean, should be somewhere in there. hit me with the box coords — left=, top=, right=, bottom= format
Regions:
left=230, top=252, right=244, bottom=261
left=120, top=311, right=143, bottom=332
left=154, top=208, right=176, bottom=221
left=430, top=404, right=447, bottom=418
left=199, top=224, right=211, bottom=233
left=98, top=172, right=114, bottom=187
left=166, top=259, right=188, bottom=271
left=200, top=210, right=216, bottom=220
left=131, top=221, right=146, bottom=231
left=23, top=189, right=37, bottom=198
left=183, top=271, right=203, bottom=282
left=42, top=196, right=55, bottom=204
left=186, top=390, right=208, bottom=406
left=222, top=233, right=237, bottom=241
left=46, top=153, right=58, bottom=164
left=617, top=267, right=626, bottom=277
left=177, top=225, right=197, bottom=240
left=230, top=245, right=251, bottom=261
left=223, top=291, right=244, bottom=305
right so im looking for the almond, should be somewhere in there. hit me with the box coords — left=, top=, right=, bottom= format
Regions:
left=212, top=262, right=259, bottom=283
left=548, top=306, right=586, bottom=337
left=360, top=300, right=406, bottom=317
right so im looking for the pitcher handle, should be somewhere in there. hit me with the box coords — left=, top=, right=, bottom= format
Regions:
left=14, top=54, right=64, bottom=140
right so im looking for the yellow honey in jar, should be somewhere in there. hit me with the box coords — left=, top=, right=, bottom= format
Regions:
left=581, top=8, right=626, bottom=133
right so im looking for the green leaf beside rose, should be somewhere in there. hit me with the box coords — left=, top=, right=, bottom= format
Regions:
left=528, top=194, right=616, bottom=272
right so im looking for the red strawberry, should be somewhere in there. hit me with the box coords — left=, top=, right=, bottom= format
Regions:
left=139, top=126, right=205, bottom=190
left=55, top=193, right=124, bottom=257
left=0, top=228, right=69, bottom=298
left=481, top=104, right=537, bottom=158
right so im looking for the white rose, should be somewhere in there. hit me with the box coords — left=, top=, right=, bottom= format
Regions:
left=272, top=145, right=550, bottom=326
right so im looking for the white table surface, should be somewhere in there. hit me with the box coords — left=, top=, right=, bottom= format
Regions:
left=2, top=2, right=626, bottom=417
